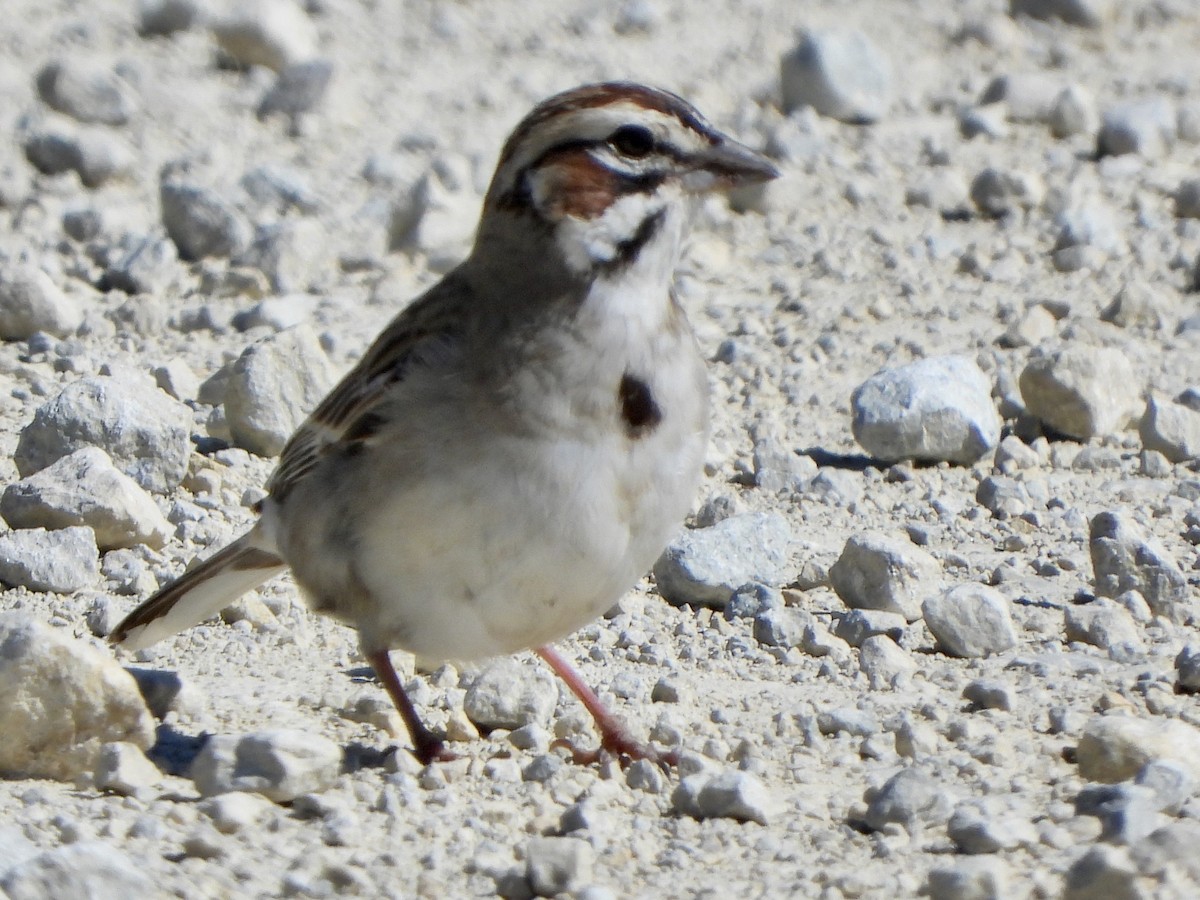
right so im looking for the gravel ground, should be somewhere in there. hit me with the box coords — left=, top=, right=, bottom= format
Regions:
left=1, top=0, right=1200, bottom=898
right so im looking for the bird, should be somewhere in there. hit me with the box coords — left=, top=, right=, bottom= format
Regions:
left=112, top=81, right=778, bottom=766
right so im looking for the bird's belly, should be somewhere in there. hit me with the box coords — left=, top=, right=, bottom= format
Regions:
left=350, top=428, right=698, bottom=661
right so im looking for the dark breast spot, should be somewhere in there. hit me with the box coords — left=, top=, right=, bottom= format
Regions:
left=618, top=372, right=662, bottom=438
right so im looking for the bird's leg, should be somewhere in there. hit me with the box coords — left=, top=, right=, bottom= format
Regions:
left=365, top=648, right=456, bottom=765
left=536, top=644, right=678, bottom=769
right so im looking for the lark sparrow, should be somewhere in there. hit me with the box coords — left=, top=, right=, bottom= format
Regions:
left=113, top=82, right=777, bottom=765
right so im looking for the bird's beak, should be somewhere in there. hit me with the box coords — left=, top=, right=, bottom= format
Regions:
left=683, top=136, right=779, bottom=192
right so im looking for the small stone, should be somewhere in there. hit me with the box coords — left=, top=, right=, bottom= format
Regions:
left=240, top=164, right=318, bottom=215
left=2, top=447, right=172, bottom=550
left=752, top=606, right=812, bottom=648
left=0, top=264, right=82, bottom=340
left=257, top=58, right=333, bottom=121
left=1009, top=0, right=1114, bottom=28
left=1139, top=395, right=1200, bottom=463
left=1064, top=599, right=1144, bottom=656
left=0, top=843, right=155, bottom=898
left=947, top=800, right=1034, bottom=854
left=463, top=658, right=557, bottom=731
left=160, top=179, right=252, bottom=262
left=189, top=730, right=342, bottom=802
left=125, top=667, right=202, bottom=720
left=1134, top=760, right=1195, bottom=815
left=1173, top=178, right=1200, bottom=219
left=859, top=635, right=917, bottom=689
left=0, top=526, right=99, bottom=593
left=927, top=857, right=1011, bottom=900
left=1089, top=511, right=1190, bottom=622
left=779, top=27, right=892, bottom=123
left=653, top=512, right=792, bottom=608
left=833, top=609, right=906, bottom=647
left=1076, top=783, right=1167, bottom=844
left=969, top=167, right=1044, bottom=217
left=863, top=768, right=954, bottom=832
left=94, top=741, right=162, bottom=795
left=1062, top=844, right=1141, bottom=900
left=979, top=72, right=1064, bottom=123
left=816, top=707, right=878, bottom=737
left=978, top=475, right=1033, bottom=521
left=1101, top=281, right=1175, bottom=331
left=959, top=105, right=1009, bottom=140
left=962, top=679, right=1014, bottom=711
left=525, top=837, right=594, bottom=898
left=153, top=359, right=200, bottom=401
left=1176, top=645, right=1200, bottom=693
left=212, top=0, right=319, bottom=72
left=102, top=233, right=180, bottom=295
left=0, top=614, right=153, bottom=780
left=830, top=532, right=941, bottom=622
left=235, top=218, right=328, bottom=293
left=15, top=372, right=191, bottom=492
left=993, top=435, right=1041, bottom=472
left=1019, top=346, right=1141, bottom=440
left=224, top=325, right=336, bottom=457
left=1098, top=97, right=1176, bottom=158
left=724, top=582, right=783, bottom=620
left=137, top=0, right=201, bottom=35
left=850, top=355, right=1001, bottom=465
left=199, top=791, right=275, bottom=834
left=1002, top=303, right=1058, bottom=347
left=23, top=124, right=136, bottom=188
left=1076, top=714, right=1200, bottom=783
left=671, top=770, right=778, bottom=824
left=36, top=59, right=136, bottom=126
left=1049, top=85, right=1099, bottom=138
left=923, top=583, right=1017, bottom=658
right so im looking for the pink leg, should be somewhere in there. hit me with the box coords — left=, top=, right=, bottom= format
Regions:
left=366, top=649, right=456, bottom=765
left=536, top=644, right=678, bottom=768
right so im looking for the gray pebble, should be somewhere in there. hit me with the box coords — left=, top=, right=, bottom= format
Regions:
left=1134, top=759, right=1196, bottom=816
left=851, top=356, right=1000, bottom=465
left=969, top=167, right=1044, bottom=217
left=1098, top=97, right=1176, bottom=158
left=927, top=856, right=1011, bottom=900
left=1049, top=85, right=1099, bottom=138
left=923, top=583, right=1017, bottom=659
left=0, top=264, right=81, bottom=340
left=830, top=532, right=941, bottom=621
left=1018, top=345, right=1141, bottom=440
left=236, top=219, right=329, bottom=293
left=1101, top=280, right=1175, bottom=331
left=1064, top=599, right=1144, bottom=657
left=258, top=58, right=333, bottom=121
left=463, top=658, right=557, bottom=730
left=23, top=124, right=136, bottom=188
left=1062, top=844, right=1139, bottom=900
left=1176, top=645, right=1200, bottom=693
left=0, top=526, right=99, bottom=593
left=947, top=800, right=1033, bottom=854
left=190, top=730, right=342, bottom=803
left=160, top=179, right=252, bottom=261
left=671, top=770, right=777, bottom=825
left=1139, top=394, right=1200, bottom=463
left=1010, top=0, right=1114, bottom=28
left=103, top=232, right=180, bottom=295
left=816, top=707, right=877, bottom=737
left=723, top=582, right=783, bottom=620
left=779, top=27, right=892, bottom=123
left=653, top=512, right=792, bottom=608
left=15, top=371, right=191, bottom=492
left=525, top=836, right=594, bottom=898
left=858, top=634, right=917, bottom=689
left=137, top=0, right=201, bottom=35
left=753, top=606, right=812, bottom=648
left=224, top=325, right=336, bottom=457
left=863, top=767, right=954, bottom=832
left=1075, top=783, right=1165, bottom=845
left=962, top=679, right=1014, bottom=711
left=36, top=59, right=136, bottom=126
left=1089, top=511, right=1190, bottom=622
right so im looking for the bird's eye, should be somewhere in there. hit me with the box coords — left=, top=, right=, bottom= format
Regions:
left=608, top=125, right=655, bottom=158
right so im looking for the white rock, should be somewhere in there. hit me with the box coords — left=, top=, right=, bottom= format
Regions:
left=198, top=791, right=276, bottom=833
left=152, top=358, right=201, bottom=401
left=0, top=526, right=99, bottom=593
left=863, top=767, right=954, bottom=832
left=235, top=218, right=328, bottom=292
left=160, top=179, right=252, bottom=261
left=1076, top=714, right=1200, bottom=783
left=0, top=843, right=155, bottom=899
left=212, top=0, right=318, bottom=72
left=15, top=372, right=192, bottom=492
left=927, top=857, right=1012, bottom=900
left=389, top=156, right=481, bottom=272
left=36, top=58, right=136, bottom=126
left=779, top=28, right=892, bottom=123
left=829, top=532, right=941, bottom=622
left=0, top=614, right=154, bottom=780
left=654, top=512, right=792, bottom=607
left=463, top=657, right=558, bottom=730
left=923, top=583, right=1017, bottom=658
left=671, top=770, right=778, bottom=824
left=979, top=72, right=1065, bottom=123
left=190, top=729, right=342, bottom=802
left=851, top=355, right=1001, bottom=464
left=1, top=447, right=172, bottom=550
left=1049, top=84, right=1099, bottom=138
left=1139, top=395, right=1200, bottom=463
left=1098, top=98, right=1177, bottom=158
left=1064, top=599, right=1143, bottom=656
left=859, top=634, right=917, bottom=689
left=94, top=740, right=162, bottom=795
left=1018, top=345, right=1141, bottom=440
left=1101, top=280, right=1176, bottom=331
left=525, top=836, right=594, bottom=898
left=224, top=324, right=336, bottom=456
left=1089, top=511, right=1190, bottom=622
left=0, top=264, right=82, bottom=339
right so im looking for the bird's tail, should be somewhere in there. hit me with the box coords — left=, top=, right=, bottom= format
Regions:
left=110, top=533, right=286, bottom=651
